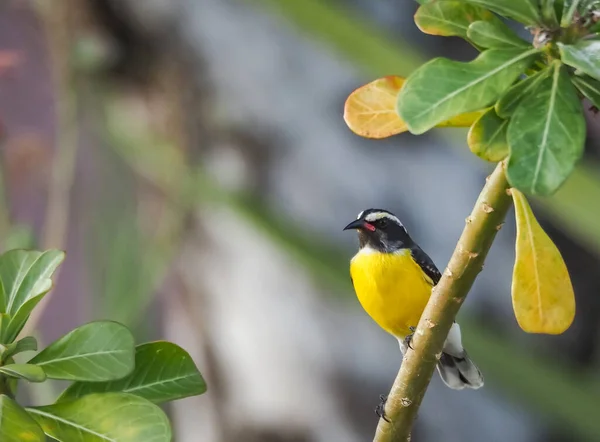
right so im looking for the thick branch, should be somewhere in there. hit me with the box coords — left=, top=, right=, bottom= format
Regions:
left=373, top=161, right=511, bottom=442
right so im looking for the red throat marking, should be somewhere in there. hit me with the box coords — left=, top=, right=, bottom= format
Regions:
left=364, top=222, right=376, bottom=232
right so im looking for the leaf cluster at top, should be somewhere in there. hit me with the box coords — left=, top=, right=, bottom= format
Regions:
left=401, top=0, right=600, bottom=196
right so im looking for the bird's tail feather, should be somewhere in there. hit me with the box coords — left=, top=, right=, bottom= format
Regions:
left=398, top=322, right=484, bottom=390
left=436, top=351, right=484, bottom=390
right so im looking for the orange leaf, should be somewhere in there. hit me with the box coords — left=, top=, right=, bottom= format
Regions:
left=344, top=76, right=484, bottom=139
left=343, top=76, right=406, bottom=139
left=511, top=189, right=575, bottom=334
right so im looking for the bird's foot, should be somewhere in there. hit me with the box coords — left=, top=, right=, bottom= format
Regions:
left=375, top=394, right=390, bottom=423
left=404, top=327, right=416, bottom=350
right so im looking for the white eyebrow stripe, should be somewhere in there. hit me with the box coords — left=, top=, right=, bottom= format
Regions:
left=364, top=212, right=402, bottom=225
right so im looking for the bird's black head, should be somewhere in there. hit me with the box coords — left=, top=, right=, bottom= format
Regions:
left=343, top=208, right=413, bottom=252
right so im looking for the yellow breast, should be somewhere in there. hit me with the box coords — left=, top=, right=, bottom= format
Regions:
left=350, top=247, right=433, bottom=338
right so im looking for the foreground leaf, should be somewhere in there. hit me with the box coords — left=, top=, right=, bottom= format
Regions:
left=460, top=0, right=542, bottom=25
left=0, top=250, right=64, bottom=342
left=4, top=298, right=47, bottom=344
left=558, top=40, right=600, bottom=81
left=467, top=107, right=509, bottom=161
left=58, top=341, right=206, bottom=404
left=0, top=250, right=64, bottom=315
left=561, top=0, right=583, bottom=27
left=0, top=314, right=9, bottom=347
left=507, top=62, right=585, bottom=195
left=0, top=395, right=44, bottom=442
left=467, top=20, right=529, bottom=49
left=344, top=76, right=484, bottom=138
left=27, top=393, right=171, bottom=442
left=0, top=364, right=46, bottom=383
left=2, top=336, right=38, bottom=362
left=511, top=189, right=575, bottom=334
left=414, top=1, right=493, bottom=38
left=28, top=321, right=135, bottom=381
left=540, top=0, right=559, bottom=26
left=495, top=68, right=550, bottom=118
left=397, top=48, right=538, bottom=134
left=571, top=74, right=600, bottom=108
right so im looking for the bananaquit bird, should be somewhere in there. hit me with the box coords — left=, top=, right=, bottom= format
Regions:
left=344, top=209, right=483, bottom=390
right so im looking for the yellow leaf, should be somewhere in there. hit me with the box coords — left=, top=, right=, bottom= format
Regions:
left=511, top=189, right=575, bottom=334
left=343, top=76, right=484, bottom=139
left=438, top=110, right=485, bottom=128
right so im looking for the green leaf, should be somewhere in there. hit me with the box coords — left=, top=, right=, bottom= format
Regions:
left=561, top=0, right=583, bottom=27
left=2, top=357, right=18, bottom=398
left=1, top=336, right=37, bottom=363
left=507, top=62, right=586, bottom=195
left=58, top=341, right=206, bottom=404
left=27, top=393, right=171, bottom=442
left=467, top=107, right=509, bottom=161
left=0, top=249, right=65, bottom=343
left=467, top=20, right=530, bottom=49
left=0, top=250, right=64, bottom=315
left=0, top=363, right=46, bottom=382
left=6, top=378, right=17, bottom=398
left=4, top=298, right=44, bottom=344
left=0, top=314, right=9, bottom=345
left=541, top=0, right=559, bottom=26
left=397, top=48, right=539, bottom=134
left=495, top=68, right=551, bottom=118
left=414, top=1, right=493, bottom=38
left=572, top=74, right=600, bottom=107
left=0, top=395, right=44, bottom=442
left=28, top=321, right=135, bottom=381
left=554, top=0, right=566, bottom=23
left=460, top=0, right=542, bottom=25
left=558, top=40, right=600, bottom=81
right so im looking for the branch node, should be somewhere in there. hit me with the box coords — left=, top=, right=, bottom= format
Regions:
left=465, top=216, right=473, bottom=224
left=400, top=398, right=412, bottom=407
left=482, top=202, right=494, bottom=213
left=425, top=318, right=435, bottom=328
left=495, top=222, right=505, bottom=231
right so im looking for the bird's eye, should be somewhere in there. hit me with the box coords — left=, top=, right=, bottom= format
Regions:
left=378, top=218, right=388, bottom=228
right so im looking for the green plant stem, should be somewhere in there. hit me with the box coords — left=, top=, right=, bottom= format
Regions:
left=373, top=162, right=511, bottom=442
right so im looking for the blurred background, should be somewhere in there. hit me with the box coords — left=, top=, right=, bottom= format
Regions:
left=1, top=0, right=600, bottom=441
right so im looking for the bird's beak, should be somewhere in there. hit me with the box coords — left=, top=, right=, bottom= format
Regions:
left=343, top=219, right=365, bottom=231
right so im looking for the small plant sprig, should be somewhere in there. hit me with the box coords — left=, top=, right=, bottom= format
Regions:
left=0, top=249, right=206, bottom=441
left=342, top=0, right=598, bottom=440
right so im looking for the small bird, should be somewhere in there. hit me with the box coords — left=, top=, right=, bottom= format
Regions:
left=344, top=208, right=483, bottom=391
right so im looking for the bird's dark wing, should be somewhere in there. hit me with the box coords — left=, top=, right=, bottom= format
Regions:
left=410, top=246, right=442, bottom=285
